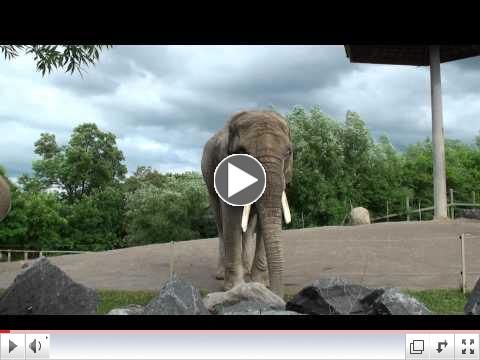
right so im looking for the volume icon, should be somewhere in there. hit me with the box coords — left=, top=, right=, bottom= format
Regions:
left=29, top=338, right=41, bottom=354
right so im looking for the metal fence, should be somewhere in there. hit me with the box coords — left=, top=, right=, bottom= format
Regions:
left=0, top=249, right=90, bottom=262
left=372, top=189, right=479, bottom=223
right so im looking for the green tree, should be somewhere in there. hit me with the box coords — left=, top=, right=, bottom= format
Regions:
left=26, top=123, right=127, bottom=203
left=61, top=186, right=127, bottom=251
left=0, top=45, right=111, bottom=76
left=124, top=172, right=216, bottom=245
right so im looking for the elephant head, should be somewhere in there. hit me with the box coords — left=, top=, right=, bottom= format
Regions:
left=226, top=111, right=293, bottom=296
left=0, top=175, right=12, bottom=222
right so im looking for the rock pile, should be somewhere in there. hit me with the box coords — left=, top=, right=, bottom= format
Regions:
left=286, top=277, right=431, bottom=315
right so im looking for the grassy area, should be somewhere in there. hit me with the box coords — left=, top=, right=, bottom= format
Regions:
left=97, top=290, right=157, bottom=315
left=405, top=289, right=470, bottom=315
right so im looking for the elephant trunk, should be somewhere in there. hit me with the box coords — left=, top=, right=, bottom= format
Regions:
left=256, top=156, right=285, bottom=297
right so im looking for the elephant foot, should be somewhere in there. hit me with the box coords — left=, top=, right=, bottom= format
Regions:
left=223, top=268, right=245, bottom=291
left=250, top=266, right=269, bottom=287
left=215, top=266, right=225, bottom=280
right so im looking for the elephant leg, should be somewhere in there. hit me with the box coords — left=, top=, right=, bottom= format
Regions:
left=242, top=213, right=257, bottom=281
left=208, top=195, right=225, bottom=280
left=250, top=225, right=269, bottom=287
left=222, top=204, right=244, bottom=291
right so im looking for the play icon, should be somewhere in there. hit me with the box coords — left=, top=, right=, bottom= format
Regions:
left=214, top=154, right=266, bottom=206
left=9, top=340, right=17, bottom=353
left=1, top=334, right=25, bottom=359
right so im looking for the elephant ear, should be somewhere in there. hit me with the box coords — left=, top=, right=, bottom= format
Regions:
left=0, top=175, right=12, bottom=222
left=283, top=124, right=293, bottom=185
left=226, top=111, right=247, bottom=155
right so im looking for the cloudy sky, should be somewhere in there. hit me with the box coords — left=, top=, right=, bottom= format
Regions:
left=1, top=45, right=479, bottom=179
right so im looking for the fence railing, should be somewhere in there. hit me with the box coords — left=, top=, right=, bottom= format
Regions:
left=0, top=249, right=90, bottom=262
left=372, top=189, right=479, bottom=223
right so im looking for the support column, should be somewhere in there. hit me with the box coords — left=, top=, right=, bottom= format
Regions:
left=429, top=45, right=448, bottom=220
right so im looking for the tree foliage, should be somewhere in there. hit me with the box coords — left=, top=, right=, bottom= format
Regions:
left=0, top=45, right=111, bottom=76
left=24, top=123, right=127, bottom=203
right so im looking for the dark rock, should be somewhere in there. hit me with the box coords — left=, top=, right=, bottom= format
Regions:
left=0, top=257, right=99, bottom=314
left=465, top=277, right=480, bottom=314
left=463, top=209, right=480, bottom=220
left=361, top=288, right=431, bottom=315
left=143, top=278, right=209, bottom=315
left=286, top=277, right=374, bottom=315
left=286, top=278, right=431, bottom=315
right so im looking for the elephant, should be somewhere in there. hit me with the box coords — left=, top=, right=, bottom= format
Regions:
left=0, top=175, right=11, bottom=222
left=201, top=111, right=293, bottom=297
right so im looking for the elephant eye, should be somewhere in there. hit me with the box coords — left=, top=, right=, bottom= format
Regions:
left=235, top=146, right=247, bottom=154
left=283, top=148, right=292, bottom=159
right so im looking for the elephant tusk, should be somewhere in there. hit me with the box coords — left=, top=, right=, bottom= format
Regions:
left=281, top=191, right=291, bottom=224
left=241, top=204, right=251, bottom=232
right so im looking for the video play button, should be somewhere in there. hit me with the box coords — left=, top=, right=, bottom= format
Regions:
left=214, top=154, right=266, bottom=206
left=9, top=340, right=17, bottom=353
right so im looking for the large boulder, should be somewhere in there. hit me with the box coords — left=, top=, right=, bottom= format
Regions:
left=463, top=209, right=480, bottom=220
left=107, top=304, right=145, bottom=315
left=143, top=278, right=209, bottom=315
left=286, top=277, right=373, bottom=315
left=0, top=257, right=99, bottom=314
left=286, top=278, right=431, bottom=315
left=350, top=207, right=371, bottom=225
left=203, top=282, right=285, bottom=314
left=360, top=288, right=431, bottom=315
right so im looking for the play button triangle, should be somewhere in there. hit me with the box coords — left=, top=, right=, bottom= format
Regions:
left=9, top=339, right=17, bottom=353
left=228, top=162, right=258, bottom=198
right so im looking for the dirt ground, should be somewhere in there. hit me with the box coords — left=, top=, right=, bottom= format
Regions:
left=1, top=219, right=480, bottom=294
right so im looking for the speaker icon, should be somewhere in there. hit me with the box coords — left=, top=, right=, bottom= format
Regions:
left=29, top=338, right=41, bottom=354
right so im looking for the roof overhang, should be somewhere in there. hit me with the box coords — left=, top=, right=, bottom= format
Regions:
left=345, top=45, right=480, bottom=66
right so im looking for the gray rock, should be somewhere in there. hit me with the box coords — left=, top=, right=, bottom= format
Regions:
left=463, top=209, right=480, bottom=220
left=203, top=282, right=285, bottom=314
left=360, top=288, right=431, bottom=315
left=0, top=257, right=99, bottom=315
left=107, top=304, right=145, bottom=315
left=217, top=301, right=277, bottom=315
left=286, top=277, right=374, bottom=315
left=465, top=277, right=480, bottom=314
left=144, top=278, right=209, bottom=315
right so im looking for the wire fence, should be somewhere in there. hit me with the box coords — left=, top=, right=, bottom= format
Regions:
left=372, top=189, right=479, bottom=223
left=0, top=249, right=90, bottom=262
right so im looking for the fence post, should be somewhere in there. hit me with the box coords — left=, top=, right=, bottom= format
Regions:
left=418, top=200, right=422, bottom=221
left=169, top=240, right=175, bottom=280
left=406, top=196, right=410, bottom=222
left=473, top=191, right=476, bottom=205
left=386, top=200, right=389, bottom=222
left=39, top=251, right=43, bottom=257
left=7, top=251, right=11, bottom=262
left=24, top=252, right=28, bottom=262
left=461, top=233, right=466, bottom=294
left=449, top=188, right=454, bottom=219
